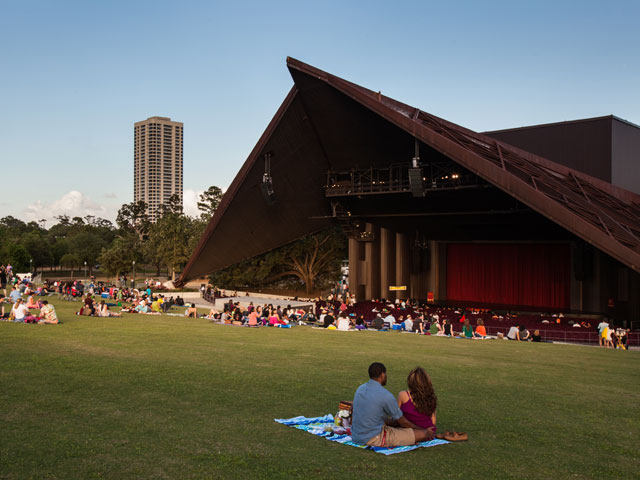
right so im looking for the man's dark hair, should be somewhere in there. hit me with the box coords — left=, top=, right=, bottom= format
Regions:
left=368, top=362, right=386, bottom=379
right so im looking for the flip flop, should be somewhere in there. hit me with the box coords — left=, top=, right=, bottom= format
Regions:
left=444, top=431, right=468, bottom=442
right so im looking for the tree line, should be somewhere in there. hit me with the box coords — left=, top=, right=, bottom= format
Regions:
left=0, top=185, right=346, bottom=293
left=0, top=186, right=224, bottom=280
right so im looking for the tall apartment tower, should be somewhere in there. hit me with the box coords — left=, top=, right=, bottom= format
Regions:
left=134, top=116, right=184, bottom=220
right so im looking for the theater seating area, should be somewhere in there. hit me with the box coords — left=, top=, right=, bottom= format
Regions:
left=315, top=300, right=637, bottom=346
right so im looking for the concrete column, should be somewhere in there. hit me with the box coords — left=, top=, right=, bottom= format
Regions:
left=348, top=238, right=362, bottom=299
left=428, top=240, right=438, bottom=300
left=395, top=233, right=410, bottom=301
left=380, top=228, right=396, bottom=301
left=438, top=242, right=448, bottom=301
left=365, top=223, right=381, bottom=299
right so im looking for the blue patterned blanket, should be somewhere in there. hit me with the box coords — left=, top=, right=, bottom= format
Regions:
left=274, top=414, right=449, bottom=455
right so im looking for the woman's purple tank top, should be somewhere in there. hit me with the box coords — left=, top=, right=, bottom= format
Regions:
left=400, top=397, right=435, bottom=430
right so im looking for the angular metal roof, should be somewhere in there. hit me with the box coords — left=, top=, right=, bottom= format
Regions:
left=178, top=58, right=640, bottom=284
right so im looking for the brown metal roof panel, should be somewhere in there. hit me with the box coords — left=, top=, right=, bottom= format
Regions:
left=178, top=88, right=332, bottom=283
left=286, top=58, right=640, bottom=271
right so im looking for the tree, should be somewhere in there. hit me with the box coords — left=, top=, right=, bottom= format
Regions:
left=7, top=243, right=30, bottom=272
left=22, top=231, right=53, bottom=270
left=116, top=200, right=151, bottom=241
left=275, top=230, right=345, bottom=294
left=60, top=253, right=81, bottom=278
left=146, top=212, right=194, bottom=281
left=51, top=238, right=69, bottom=268
left=98, top=237, right=135, bottom=278
left=209, top=228, right=346, bottom=294
left=67, top=231, right=106, bottom=273
left=155, top=193, right=183, bottom=217
left=197, top=186, right=224, bottom=221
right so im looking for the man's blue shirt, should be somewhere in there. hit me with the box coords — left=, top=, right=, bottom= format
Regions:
left=9, top=290, right=21, bottom=303
left=351, top=379, right=403, bottom=444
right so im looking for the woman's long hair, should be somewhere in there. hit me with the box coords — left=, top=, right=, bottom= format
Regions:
left=407, top=367, right=437, bottom=416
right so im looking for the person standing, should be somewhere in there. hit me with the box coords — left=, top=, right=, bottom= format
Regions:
left=0, top=266, right=7, bottom=296
left=597, top=318, right=609, bottom=348
left=351, top=362, right=434, bottom=447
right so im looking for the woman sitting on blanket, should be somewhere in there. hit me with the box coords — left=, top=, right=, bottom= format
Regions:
left=397, top=366, right=437, bottom=433
left=26, top=295, right=41, bottom=309
left=474, top=319, right=487, bottom=338
left=98, top=300, right=122, bottom=317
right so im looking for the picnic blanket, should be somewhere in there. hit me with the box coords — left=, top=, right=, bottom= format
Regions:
left=274, top=414, right=449, bottom=455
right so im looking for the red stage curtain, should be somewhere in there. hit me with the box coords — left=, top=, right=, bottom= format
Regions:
left=446, top=243, right=570, bottom=309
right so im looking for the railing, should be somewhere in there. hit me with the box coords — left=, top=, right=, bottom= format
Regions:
left=325, top=163, right=483, bottom=197
left=325, top=164, right=410, bottom=197
left=485, top=326, right=639, bottom=347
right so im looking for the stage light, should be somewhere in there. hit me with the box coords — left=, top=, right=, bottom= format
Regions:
left=261, top=153, right=275, bottom=205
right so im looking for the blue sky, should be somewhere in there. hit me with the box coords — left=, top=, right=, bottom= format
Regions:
left=1, top=0, right=638, bottom=224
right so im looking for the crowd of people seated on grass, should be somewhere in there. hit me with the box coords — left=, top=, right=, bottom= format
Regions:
left=201, top=300, right=314, bottom=327
left=0, top=294, right=59, bottom=324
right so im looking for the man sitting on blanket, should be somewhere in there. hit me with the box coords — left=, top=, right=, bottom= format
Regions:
left=351, top=362, right=434, bottom=447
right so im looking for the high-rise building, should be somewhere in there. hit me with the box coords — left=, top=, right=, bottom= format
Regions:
left=134, top=116, right=183, bottom=220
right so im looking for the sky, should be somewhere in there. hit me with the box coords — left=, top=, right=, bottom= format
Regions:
left=1, top=0, right=638, bottom=225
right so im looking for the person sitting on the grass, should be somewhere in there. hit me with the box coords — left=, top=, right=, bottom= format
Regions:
left=322, top=310, right=335, bottom=328
left=518, top=325, right=530, bottom=341
left=531, top=329, right=542, bottom=342
left=9, top=285, right=21, bottom=304
left=402, top=315, right=414, bottom=332
left=443, top=318, right=453, bottom=336
left=351, top=362, right=434, bottom=447
left=151, top=297, right=162, bottom=313
left=372, top=314, right=384, bottom=330
left=99, top=300, right=122, bottom=317
left=185, top=303, right=198, bottom=318
left=397, top=366, right=437, bottom=433
left=506, top=324, right=520, bottom=340
left=474, top=319, right=487, bottom=338
left=134, top=300, right=150, bottom=313
left=430, top=318, right=442, bottom=335
left=0, top=294, right=10, bottom=319
left=83, top=293, right=96, bottom=316
left=38, top=300, right=58, bottom=324
left=336, top=314, right=351, bottom=331
left=11, top=298, right=29, bottom=322
left=383, top=311, right=396, bottom=329
left=462, top=318, right=473, bottom=338
left=26, top=295, right=40, bottom=309
left=248, top=308, right=259, bottom=326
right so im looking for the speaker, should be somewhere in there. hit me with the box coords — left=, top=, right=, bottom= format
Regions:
left=408, top=168, right=425, bottom=197
left=261, top=176, right=275, bottom=205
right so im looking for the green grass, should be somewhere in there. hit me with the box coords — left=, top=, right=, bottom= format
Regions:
left=1, top=298, right=638, bottom=479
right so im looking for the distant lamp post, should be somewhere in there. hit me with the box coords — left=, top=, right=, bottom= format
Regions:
left=29, top=259, right=33, bottom=274
left=132, top=261, right=136, bottom=288
left=84, top=261, right=87, bottom=279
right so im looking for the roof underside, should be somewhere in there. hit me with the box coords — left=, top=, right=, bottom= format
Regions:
left=178, top=58, right=640, bottom=284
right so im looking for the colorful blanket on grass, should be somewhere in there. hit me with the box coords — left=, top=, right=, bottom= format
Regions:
left=274, top=414, right=449, bottom=455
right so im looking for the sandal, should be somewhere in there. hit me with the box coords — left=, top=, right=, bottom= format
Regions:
left=444, top=431, right=468, bottom=442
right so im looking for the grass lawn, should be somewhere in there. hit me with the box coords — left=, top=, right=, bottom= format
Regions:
left=1, top=298, right=638, bottom=479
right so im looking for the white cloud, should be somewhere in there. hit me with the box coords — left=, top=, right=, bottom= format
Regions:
left=24, top=191, right=117, bottom=224
left=183, top=189, right=203, bottom=218
left=103, top=193, right=117, bottom=199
